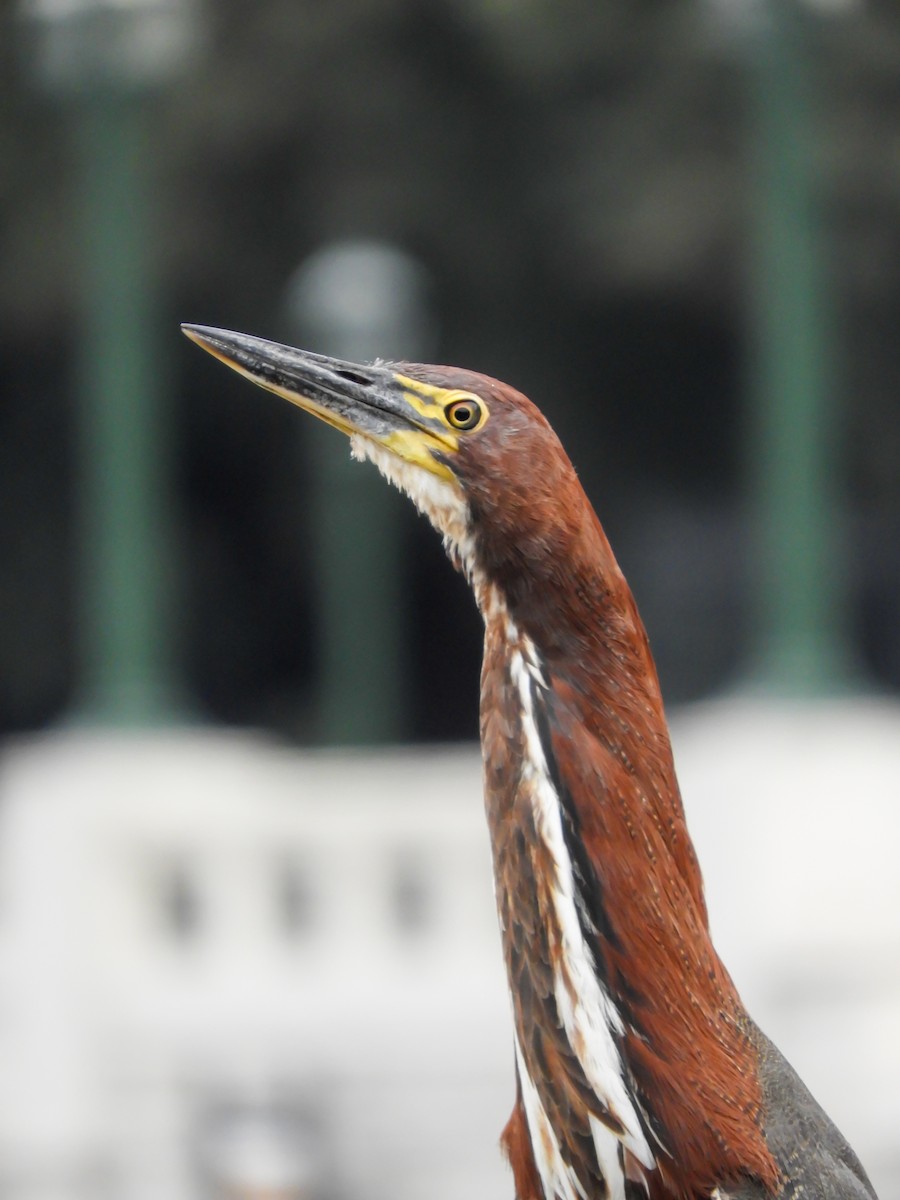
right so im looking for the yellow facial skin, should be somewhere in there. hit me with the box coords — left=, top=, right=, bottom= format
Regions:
left=395, top=374, right=489, bottom=434
left=387, top=376, right=489, bottom=480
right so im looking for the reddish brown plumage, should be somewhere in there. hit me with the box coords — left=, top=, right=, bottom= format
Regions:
left=186, top=327, right=877, bottom=1200
left=503, top=1078, right=547, bottom=1200
left=404, top=365, right=782, bottom=1197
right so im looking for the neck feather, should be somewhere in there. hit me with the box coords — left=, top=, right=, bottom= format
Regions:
left=477, top=541, right=779, bottom=1197
left=355, top=436, right=779, bottom=1192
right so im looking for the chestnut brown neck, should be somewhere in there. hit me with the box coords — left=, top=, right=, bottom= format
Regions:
left=472, top=489, right=780, bottom=1197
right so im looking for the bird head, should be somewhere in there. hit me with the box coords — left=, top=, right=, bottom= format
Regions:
left=182, top=325, right=598, bottom=616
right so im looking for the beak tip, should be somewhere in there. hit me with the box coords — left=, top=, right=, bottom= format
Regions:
left=181, top=322, right=209, bottom=346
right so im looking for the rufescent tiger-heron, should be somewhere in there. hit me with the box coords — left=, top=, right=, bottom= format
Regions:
left=183, top=324, right=877, bottom=1200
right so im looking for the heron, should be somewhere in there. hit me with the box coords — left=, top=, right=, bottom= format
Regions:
left=183, top=324, right=877, bottom=1200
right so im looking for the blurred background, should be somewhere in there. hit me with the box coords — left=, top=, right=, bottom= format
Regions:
left=0, top=0, right=899, bottom=1197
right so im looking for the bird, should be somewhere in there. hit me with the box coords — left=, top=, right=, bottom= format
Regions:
left=183, top=323, right=878, bottom=1200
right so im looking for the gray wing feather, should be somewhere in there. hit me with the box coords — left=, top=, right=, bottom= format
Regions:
left=725, top=1024, right=877, bottom=1200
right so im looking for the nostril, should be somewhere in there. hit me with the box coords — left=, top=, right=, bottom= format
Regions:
left=334, top=368, right=372, bottom=387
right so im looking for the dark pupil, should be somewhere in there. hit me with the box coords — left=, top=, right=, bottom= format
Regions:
left=453, top=404, right=473, bottom=426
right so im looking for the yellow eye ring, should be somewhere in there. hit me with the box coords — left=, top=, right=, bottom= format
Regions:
left=444, top=395, right=483, bottom=431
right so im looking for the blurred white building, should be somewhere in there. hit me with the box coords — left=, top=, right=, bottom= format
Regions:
left=0, top=736, right=513, bottom=1200
left=0, top=700, right=896, bottom=1200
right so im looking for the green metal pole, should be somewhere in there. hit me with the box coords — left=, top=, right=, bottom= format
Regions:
left=285, top=242, right=431, bottom=746
left=745, top=1, right=855, bottom=694
left=71, top=92, right=181, bottom=724
left=306, top=421, right=408, bottom=745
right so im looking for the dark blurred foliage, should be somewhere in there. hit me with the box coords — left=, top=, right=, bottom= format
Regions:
left=1, top=0, right=899, bottom=740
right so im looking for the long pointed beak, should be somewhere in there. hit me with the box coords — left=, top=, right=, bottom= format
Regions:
left=181, top=325, right=457, bottom=456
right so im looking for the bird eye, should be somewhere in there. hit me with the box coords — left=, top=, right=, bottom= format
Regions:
left=445, top=396, right=482, bottom=431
